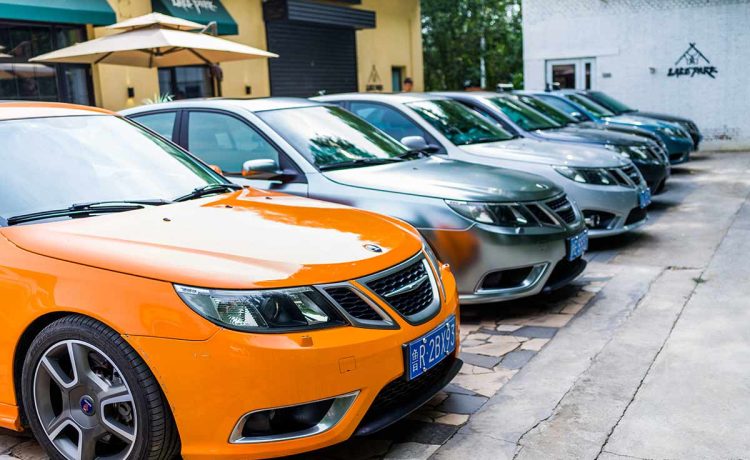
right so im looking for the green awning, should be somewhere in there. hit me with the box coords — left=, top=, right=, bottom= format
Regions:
left=0, top=0, right=116, bottom=26
left=151, top=0, right=238, bottom=35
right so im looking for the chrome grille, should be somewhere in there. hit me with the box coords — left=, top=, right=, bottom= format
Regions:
left=325, top=287, right=381, bottom=321
left=621, top=164, right=642, bottom=185
left=545, top=195, right=576, bottom=224
left=365, top=257, right=436, bottom=321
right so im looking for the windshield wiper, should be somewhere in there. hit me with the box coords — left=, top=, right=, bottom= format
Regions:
left=318, top=158, right=403, bottom=171
left=6, top=200, right=170, bottom=226
left=173, top=183, right=243, bottom=202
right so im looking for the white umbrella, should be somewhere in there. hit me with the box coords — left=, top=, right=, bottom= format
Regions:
left=30, top=12, right=277, bottom=95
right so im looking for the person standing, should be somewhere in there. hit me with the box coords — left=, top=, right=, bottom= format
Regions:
left=403, top=77, right=414, bottom=92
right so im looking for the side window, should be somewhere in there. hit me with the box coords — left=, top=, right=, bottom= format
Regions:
left=466, top=104, right=517, bottom=134
left=187, top=111, right=280, bottom=174
left=537, top=95, right=586, bottom=120
left=132, top=112, right=176, bottom=140
left=349, top=102, right=427, bottom=142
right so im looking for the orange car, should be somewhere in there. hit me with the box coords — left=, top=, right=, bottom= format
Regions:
left=0, top=103, right=461, bottom=459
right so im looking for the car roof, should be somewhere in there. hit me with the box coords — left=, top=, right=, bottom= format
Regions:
left=120, top=97, right=325, bottom=116
left=313, top=92, right=448, bottom=104
left=0, top=101, right=113, bottom=121
left=434, top=91, right=513, bottom=100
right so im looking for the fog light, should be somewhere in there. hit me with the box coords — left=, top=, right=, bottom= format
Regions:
left=582, top=210, right=616, bottom=230
left=584, top=214, right=601, bottom=228
left=229, top=392, right=358, bottom=443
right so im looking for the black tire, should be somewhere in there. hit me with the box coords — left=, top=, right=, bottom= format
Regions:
left=21, top=314, right=180, bottom=460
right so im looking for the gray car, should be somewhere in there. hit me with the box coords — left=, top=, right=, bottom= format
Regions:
left=122, top=98, right=588, bottom=304
left=315, top=93, right=652, bottom=238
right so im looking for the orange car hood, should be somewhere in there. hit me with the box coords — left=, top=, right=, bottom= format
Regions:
left=1, top=189, right=422, bottom=289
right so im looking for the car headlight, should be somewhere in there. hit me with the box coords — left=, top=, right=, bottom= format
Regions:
left=554, top=166, right=617, bottom=185
left=445, top=200, right=537, bottom=227
left=175, top=285, right=346, bottom=332
left=603, top=144, right=650, bottom=162
left=659, top=126, right=687, bottom=138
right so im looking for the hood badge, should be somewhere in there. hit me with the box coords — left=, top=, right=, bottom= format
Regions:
left=364, top=243, right=383, bottom=253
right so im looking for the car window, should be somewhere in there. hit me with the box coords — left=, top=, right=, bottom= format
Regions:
left=487, top=97, right=562, bottom=130
left=257, top=105, right=408, bottom=170
left=516, top=95, right=577, bottom=125
left=187, top=111, right=279, bottom=174
left=564, top=94, right=616, bottom=117
left=587, top=91, right=634, bottom=115
left=0, top=115, right=222, bottom=221
left=536, top=95, right=592, bottom=122
left=406, top=99, right=515, bottom=146
left=349, top=102, right=427, bottom=142
left=465, top=103, right=518, bottom=134
left=131, top=111, right=177, bottom=140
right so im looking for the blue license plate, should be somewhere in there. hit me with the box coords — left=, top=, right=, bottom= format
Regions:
left=639, top=188, right=652, bottom=209
left=405, top=315, right=457, bottom=381
left=567, top=230, right=588, bottom=261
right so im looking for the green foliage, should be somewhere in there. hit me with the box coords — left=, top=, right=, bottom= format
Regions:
left=422, top=0, right=523, bottom=91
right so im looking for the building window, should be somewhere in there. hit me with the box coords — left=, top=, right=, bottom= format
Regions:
left=391, top=66, right=404, bottom=92
left=158, top=66, right=215, bottom=100
left=0, top=21, right=93, bottom=105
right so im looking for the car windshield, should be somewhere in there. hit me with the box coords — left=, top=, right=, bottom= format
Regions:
left=487, top=96, right=563, bottom=130
left=586, top=91, right=635, bottom=115
left=407, top=99, right=514, bottom=145
left=516, top=95, right=578, bottom=125
left=564, top=93, right=616, bottom=117
left=0, top=115, right=222, bottom=222
left=257, top=105, right=410, bottom=169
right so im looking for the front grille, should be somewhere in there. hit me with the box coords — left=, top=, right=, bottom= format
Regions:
left=545, top=195, right=576, bottom=224
left=621, top=165, right=642, bottom=185
left=366, top=258, right=434, bottom=319
left=325, top=287, right=381, bottom=321
left=363, top=357, right=456, bottom=422
left=625, top=207, right=648, bottom=226
left=526, top=203, right=556, bottom=225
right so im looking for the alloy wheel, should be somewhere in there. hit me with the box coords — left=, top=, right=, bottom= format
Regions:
left=33, top=339, right=137, bottom=460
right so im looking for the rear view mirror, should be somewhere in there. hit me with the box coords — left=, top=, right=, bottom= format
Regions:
left=242, top=159, right=282, bottom=179
left=400, top=136, right=441, bottom=154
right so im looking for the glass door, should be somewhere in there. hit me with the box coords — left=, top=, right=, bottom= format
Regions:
left=546, top=58, right=596, bottom=90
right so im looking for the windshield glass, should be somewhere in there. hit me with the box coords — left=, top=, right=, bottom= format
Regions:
left=0, top=115, right=221, bottom=221
left=257, top=105, right=409, bottom=169
left=564, top=93, right=616, bottom=117
left=488, top=96, right=563, bottom=130
left=407, top=99, right=514, bottom=145
left=586, top=91, right=635, bottom=114
left=516, top=95, right=577, bottom=125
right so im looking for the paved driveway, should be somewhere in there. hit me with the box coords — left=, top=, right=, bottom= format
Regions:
left=2, top=151, right=748, bottom=460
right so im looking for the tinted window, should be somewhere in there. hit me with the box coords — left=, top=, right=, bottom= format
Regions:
left=536, top=95, right=593, bottom=122
left=258, top=105, right=408, bottom=169
left=487, top=96, right=562, bottom=130
left=564, top=93, right=615, bottom=117
left=517, top=95, right=577, bottom=125
left=187, top=111, right=279, bottom=174
left=0, top=116, right=221, bottom=220
left=133, top=112, right=176, bottom=139
left=586, top=91, right=634, bottom=115
left=349, top=102, right=426, bottom=142
left=407, top=99, right=514, bottom=145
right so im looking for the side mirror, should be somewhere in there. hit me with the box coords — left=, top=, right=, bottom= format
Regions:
left=242, top=159, right=282, bottom=179
left=400, top=136, right=441, bottom=153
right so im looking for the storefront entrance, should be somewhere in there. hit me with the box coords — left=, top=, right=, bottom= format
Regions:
left=546, top=58, right=595, bottom=90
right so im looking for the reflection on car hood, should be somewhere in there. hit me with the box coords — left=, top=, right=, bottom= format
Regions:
left=540, top=127, right=652, bottom=147
left=323, top=155, right=561, bottom=202
left=608, top=114, right=677, bottom=129
left=1, top=189, right=422, bottom=289
left=459, top=138, right=629, bottom=168
left=632, top=111, right=693, bottom=124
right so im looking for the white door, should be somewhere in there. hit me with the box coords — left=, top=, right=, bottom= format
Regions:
left=546, top=58, right=596, bottom=90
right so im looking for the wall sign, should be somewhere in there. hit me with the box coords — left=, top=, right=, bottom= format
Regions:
left=366, top=65, right=383, bottom=92
left=668, top=43, right=717, bottom=79
left=169, top=0, right=218, bottom=14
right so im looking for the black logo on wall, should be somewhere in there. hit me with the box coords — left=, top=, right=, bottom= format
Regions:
left=668, top=43, right=718, bottom=79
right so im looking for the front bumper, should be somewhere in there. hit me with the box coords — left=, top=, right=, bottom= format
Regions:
left=127, top=264, right=460, bottom=459
left=661, top=137, right=694, bottom=164
left=635, top=161, right=670, bottom=194
left=563, top=183, right=648, bottom=239
left=421, top=220, right=585, bottom=304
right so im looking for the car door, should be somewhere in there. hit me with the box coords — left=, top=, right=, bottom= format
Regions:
left=181, top=110, right=309, bottom=196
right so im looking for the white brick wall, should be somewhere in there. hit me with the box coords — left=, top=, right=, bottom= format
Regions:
left=523, top=0, right=750, bottom=150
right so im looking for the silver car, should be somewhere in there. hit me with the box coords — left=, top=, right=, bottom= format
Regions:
left=314, top=93, right=652, bottom=238
left=122, top=98, right=588, bottom=304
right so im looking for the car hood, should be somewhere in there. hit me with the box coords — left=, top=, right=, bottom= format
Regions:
left=538, top=127, right=652, bottom=146
left=608, top=114, right=675, bottom=129
left=631, top=111, right=692, bottom=124
left=323, top=156, right=561, bottom=202
left=459, top=138, right=629, bottom=168
left=1, top=189, right=422, bottom=289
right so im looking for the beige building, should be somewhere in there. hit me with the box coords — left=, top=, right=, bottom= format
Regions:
left=0, top=0, right=423, bottom=111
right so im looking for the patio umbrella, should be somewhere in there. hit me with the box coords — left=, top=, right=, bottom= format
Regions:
left=30, top=12, right=277, bottom=96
